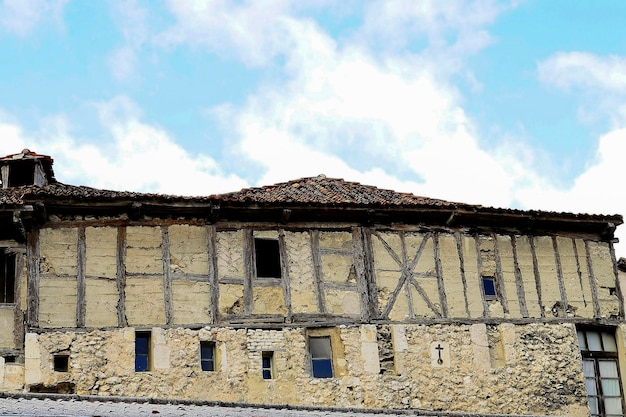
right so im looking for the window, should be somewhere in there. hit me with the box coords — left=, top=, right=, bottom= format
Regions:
left=309, top=336, right=333, bottom=378
left=0, top=252, right=15, bottom=304
left=135, top=331, right=151, bottom=372
left=200, top=341, right=215, bottom=371
left=578, top=327, right=624, bottom=417
left=262, top=352, right=274, bottom=379
left=481, top=276, right=497, bottom=301
left=4, top=356, right=16, bottom=363
left=7, top=161, right=35, bottom=187
left=254, top=238, right=281, bottom=278
left=53, top=355, right=69, bottom=372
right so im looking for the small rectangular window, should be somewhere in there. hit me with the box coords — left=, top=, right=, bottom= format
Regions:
left=53, top=355, right=69, bottom=372
left=309, top=336, right=333, bottom=378
left=200, top=341, right=215, bottom=371
left=4, top=356, right=16, bottom=363
left=481, top=276, right=497, bottom=300
left=135, top=331, right=151, bottom=372
left=0, top=252, right=15, bottom=304
left=262, top=352, right=274, bottom=380
left=254, top=238, right=281, bottom=278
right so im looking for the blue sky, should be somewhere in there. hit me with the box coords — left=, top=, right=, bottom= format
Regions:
left=1, top=0, right=626, bottom=255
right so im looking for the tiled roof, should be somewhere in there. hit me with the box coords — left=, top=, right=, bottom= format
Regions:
left=0, top=183, right=201, bottom=206
left=0, top=177, right=621, bottom=227
left=214, top=175, right=463, bottom=208
left=0, top=148, right=53, bottom=162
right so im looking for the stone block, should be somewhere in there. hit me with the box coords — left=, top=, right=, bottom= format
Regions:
left=470, top=323, right=490, bottom=370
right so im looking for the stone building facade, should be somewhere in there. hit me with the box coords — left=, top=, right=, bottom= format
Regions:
left=0, top=149, right=625, bottom=416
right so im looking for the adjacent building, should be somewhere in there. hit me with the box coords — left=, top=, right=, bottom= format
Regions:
left=0, top=149, right=624, bottom=416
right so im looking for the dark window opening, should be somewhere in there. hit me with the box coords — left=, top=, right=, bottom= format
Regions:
left=481, top=276, right=497, bottom=301
left=135, top=331, right=151, bottom=372
left=7, top=161, right=35, bottom=187
left=0, top=252, right=15, bottom=304
left=578, top=327, right=625, bottom=417
left=262, top=352, right=274, bottom=379
left=4, top=356, right=16, bottom=363
left=200, top=341, right=215, bottom=371
left=254, top=238, right=281, bottom=278
left=53, top=355, right=69, bottom=372
left=310, top=336, right=333, bottom=378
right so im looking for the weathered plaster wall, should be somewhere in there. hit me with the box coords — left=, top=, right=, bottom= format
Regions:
left=29, top=224, right=621, bottom=330
left=0, top=307, right=15, bottom=348
left=39, top=228, right=77, bottom=328
left=16, top=323, right=588, bottom=416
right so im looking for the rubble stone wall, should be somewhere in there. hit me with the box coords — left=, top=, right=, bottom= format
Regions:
left=11, top=323, right=588, bottom=416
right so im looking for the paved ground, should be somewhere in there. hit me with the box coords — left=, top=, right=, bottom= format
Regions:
left=0, top=396, right=416, bottom=417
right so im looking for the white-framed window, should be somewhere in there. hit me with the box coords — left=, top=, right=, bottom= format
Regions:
left=578, top=327, right=625, bottom=417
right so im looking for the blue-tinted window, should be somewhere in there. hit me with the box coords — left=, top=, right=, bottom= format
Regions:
left=262, top=352, right=273, bottom=379
left=482, top=276, right=497, bottom=300
left=310, top=336, right=333, bottom=378
left=135, top=332, right=150, bottom=372
left=201, top=341, right=215, bottom=371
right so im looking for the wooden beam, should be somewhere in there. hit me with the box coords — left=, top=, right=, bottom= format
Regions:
left=609, top=241, right=624, bottom=319
left=474, top=234, right=489, bottom=318
left=552, top=237, right=568, bottom=317
left=278, top=229, right=292, bottom=321
left=76, top=227, right=86, bottom=328
left=511, top=235, right=529, bottom=318
left=433, top=232, right=448, bottom=318
left=161, top=226, right=173, bottom=325
left=400, top=232, right=415, bottom=320
left=116, top=227, right=128, bottom=327
left=362, top=228, right=378, bottom=320
left=243, top=229, right=254, bottom=316
left=584, top=241, right=601, bottom=318
left=207, top=225, right=219, bottom=324
left=493, top=234, right=509, bottom=315
left=310, top=230, right=326, bottom=314
left=571, top=239, right=589, bottom=310
left=26, top=229, right=40, bottom=328
left=529, top=236, right=545, bottom=318
left=454, top=232, right=471, bottom=318
left=353, top=227, right=370, bottom=322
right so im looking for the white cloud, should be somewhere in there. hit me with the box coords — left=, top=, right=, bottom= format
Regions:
left=0, top=0, right=67, bottom=36
left=107, top=0, right=149, bottom=80
left=538, top=52, right=626, bottom=93
left=108, top=46, right=138, bottom=81
left=0, top=98, right=248, bottom=196
left=201, top=0, right=531, bottom=207
left=157, top=0, right=298, bottom=67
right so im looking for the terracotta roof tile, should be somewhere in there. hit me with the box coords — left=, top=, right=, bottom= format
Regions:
left=213, top=175, right=463, bottom=208
left=0, top=177, right=621, bottom=227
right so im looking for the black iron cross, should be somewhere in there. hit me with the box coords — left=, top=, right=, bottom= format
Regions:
left=435, top=344, right=444, bottom=365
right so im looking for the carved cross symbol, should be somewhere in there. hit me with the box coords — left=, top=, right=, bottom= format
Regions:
left=435, top=344, right=444, bottom=365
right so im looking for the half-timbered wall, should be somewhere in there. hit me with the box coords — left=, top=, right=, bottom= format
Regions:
left=5, top=220, right=620, bottom=415
left=28, top=223, right=621, bottom=328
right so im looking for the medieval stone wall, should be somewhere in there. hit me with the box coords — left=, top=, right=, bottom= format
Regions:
left=14, top=323, right=589, bottom=415
left=0, top=220, right=622, bottom=414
